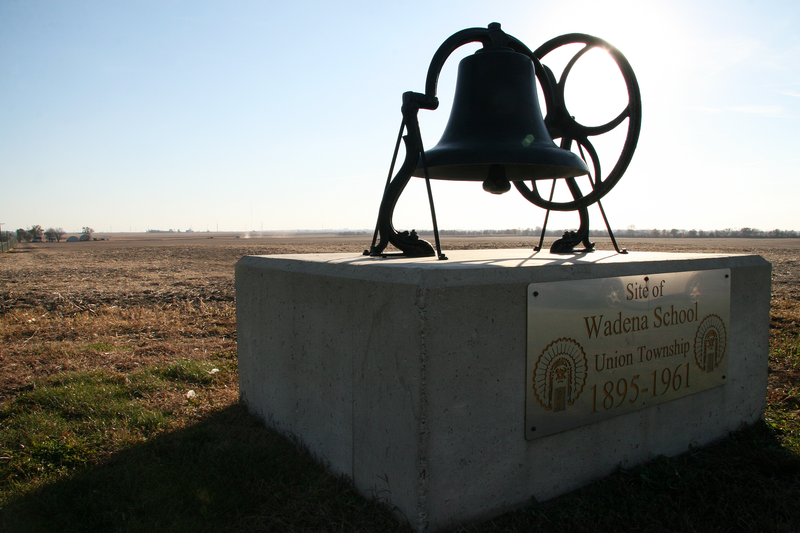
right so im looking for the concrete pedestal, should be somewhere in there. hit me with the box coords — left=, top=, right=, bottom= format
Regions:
left=236, top=249, right=770, bottom=532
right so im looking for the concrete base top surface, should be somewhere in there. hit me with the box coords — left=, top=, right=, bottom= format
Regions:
left=242, top=248, right=753, bottom=265
left=237, top=249, right=767, bottom=286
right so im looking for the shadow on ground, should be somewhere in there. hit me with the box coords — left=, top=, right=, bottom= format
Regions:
left=460, top=422, right=800, bottom=533
left=0, top=404, right=408, bottom=533
left=3, top=406, right=800, bottom=533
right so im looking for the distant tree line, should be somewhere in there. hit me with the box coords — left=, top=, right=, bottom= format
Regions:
left=13, top=226, right=93, bottom=242
left=410, top=227, right=799, bottom=238
left=611, top=227, right=798, bottom=239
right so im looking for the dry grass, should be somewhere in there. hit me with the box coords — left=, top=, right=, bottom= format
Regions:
left=1, top=233, right=799, bottom=532
left=0, top=302, right=236, bottom=404
left=5, top=234, right=798, bottom=410
left=0, top=235, right=366, bottom=403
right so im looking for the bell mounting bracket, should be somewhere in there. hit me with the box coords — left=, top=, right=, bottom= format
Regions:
left=364, top=23, right=641, bottom=258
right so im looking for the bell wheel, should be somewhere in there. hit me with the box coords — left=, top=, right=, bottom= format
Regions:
left=515, top=33, right=642, bottom=212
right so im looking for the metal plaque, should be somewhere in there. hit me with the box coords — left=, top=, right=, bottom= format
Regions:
left=526, top=269, right=730, bottom=440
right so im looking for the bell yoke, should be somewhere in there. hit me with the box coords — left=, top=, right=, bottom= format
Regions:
left=365, top=22, right=641, bottom=259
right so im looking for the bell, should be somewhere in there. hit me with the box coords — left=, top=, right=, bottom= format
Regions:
left=413, top=45, right=589, bottom=192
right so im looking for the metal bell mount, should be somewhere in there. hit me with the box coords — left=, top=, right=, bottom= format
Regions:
left=365, top=23, right=641, bottom=258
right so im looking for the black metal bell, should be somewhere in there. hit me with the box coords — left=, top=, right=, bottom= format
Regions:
left=413, top=45, right=589, bottom=193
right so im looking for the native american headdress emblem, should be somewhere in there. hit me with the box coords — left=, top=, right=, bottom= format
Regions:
left=532, top=338, right=588, bottom=411
left=694, top=314, right=727, bottom=372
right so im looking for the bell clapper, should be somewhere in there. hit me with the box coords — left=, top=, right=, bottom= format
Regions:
left=482, top=164, right=511, bottom=194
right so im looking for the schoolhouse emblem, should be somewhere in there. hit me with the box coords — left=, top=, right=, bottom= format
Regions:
left=532, top=338, right=588, bottom=412
left=694, top=314, right=727, bottom=372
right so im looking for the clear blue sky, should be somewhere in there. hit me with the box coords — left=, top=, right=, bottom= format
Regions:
left=2, top=0, right=798, bottom=234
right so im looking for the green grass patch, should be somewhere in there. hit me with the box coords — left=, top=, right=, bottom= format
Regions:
left=150, top=359, right=231, bottom=385
left=83, top=341, right=117, bottom=352
left=0, top=358, right=232, bottom=504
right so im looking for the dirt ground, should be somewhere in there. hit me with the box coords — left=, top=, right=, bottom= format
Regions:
left=2, top=233, right=798, bottom=313
left=1, top=232, right=798, bottom=416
